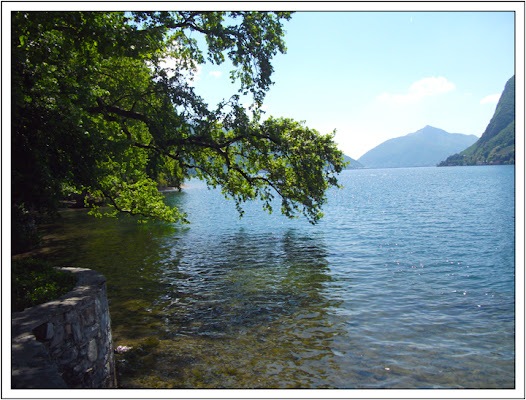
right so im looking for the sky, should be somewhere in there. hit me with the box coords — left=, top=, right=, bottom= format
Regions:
left=1, top=3, right=519, bottom=161
left=190, top=10, right=516, bottom=159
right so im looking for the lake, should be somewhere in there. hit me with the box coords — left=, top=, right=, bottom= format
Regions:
left=39, top=165, right=515, bottom=389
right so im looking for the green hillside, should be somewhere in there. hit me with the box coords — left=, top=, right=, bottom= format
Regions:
left=439, top=76, right=515, bottom=166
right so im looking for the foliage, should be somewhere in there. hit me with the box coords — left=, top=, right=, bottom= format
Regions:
left=12, top=11, right=346, bottom=226
left=11, top=204, right=41, bottom=254
left=12, top=258, right=78, bottom=312
left=438, top=76, right=515, bottom=166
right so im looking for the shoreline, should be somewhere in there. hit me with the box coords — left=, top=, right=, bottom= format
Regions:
left=158, top=185, right=187, bottom=193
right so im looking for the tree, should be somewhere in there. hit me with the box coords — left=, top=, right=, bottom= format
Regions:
left=11, top=11, right=346, bottom=235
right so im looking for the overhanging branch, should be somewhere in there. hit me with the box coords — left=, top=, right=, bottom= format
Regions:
left=87, top=98, right=149, bottom=123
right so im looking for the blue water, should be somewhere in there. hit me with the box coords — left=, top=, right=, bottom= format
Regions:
left=41, top=165, right=515, bottom=388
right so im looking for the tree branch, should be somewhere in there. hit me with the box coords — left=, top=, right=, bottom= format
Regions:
left=87, top=98, right=149, bottom=123
left=100, top=189, right=151, bottom=219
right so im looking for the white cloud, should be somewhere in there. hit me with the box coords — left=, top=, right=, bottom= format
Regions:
left=378, top=76, right=456, bottom=104
left=208, top=71, right=222, bottom=78
left=480, top=93, right=501, bottom=105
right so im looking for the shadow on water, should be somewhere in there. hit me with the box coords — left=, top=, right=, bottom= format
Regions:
left=123, top=229, right=346, bottom=388
left=157, top=229, right=334, bottom=327
left=32, top=168, right=516, bottom=389
left=38, top=208, right=345, bottom=388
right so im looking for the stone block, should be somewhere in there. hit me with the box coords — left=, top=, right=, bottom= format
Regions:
left=72, top=321, right=82, bottom=343
left=98, top=341, right=106, bottom=360
left=73, top=362, right=84, bottom=373
left=82, top=306, right=96, bottom=326
left=50, top=324, right=64, bottom=348
left=101, top=310, right=109, bottom=330
left=95, top=298, right=101, bottom=315
left=12, top=268, right=117, bottom=388
left=56, top=346, right=78, bottom=365
left=87, top=339, right=98, bottom=362
left=64, top=310, right=77, bottom=323
left=33, top=322, right=54, bottom=342
left=85, top=323, right=100, bottom=340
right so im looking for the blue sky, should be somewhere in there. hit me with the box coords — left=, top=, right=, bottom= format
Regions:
left=192, top=10, right=516, bottom=159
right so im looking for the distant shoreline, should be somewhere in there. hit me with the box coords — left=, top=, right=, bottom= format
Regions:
left=159, top=185, right=187, bottom=192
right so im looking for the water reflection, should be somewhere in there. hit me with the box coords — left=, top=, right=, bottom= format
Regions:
left=157, top=229, right=337, bottom=334
left=40, top=210, right=345, bottom=388
left=33, top=168, right=515, bottom=388
left=128, top=229, right=346, bottom=388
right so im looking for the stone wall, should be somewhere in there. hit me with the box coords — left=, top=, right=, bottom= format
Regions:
left=12, top=267, right=117, bottom=388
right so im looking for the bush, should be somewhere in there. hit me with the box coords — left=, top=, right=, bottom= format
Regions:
left=12, top=258, right=78, bottom=312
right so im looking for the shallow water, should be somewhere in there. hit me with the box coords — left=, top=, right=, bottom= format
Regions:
left=40, top=166, right=515, bottom=388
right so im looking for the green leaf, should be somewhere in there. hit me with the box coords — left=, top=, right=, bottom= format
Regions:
left=12, top=11, right=345, bottom=228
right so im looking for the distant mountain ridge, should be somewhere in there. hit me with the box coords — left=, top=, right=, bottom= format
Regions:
left=342, top=154, right=364, bottom=169
left=439, top=75, right=515, bottom=166
left=357, top=126, right=478, bottom=169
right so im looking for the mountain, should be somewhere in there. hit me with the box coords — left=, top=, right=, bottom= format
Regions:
left=439, top=75, right=515, bottom=166
left=357, top=126, right=478, bottom=169
left=343, top=154, right=364, bottom=169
